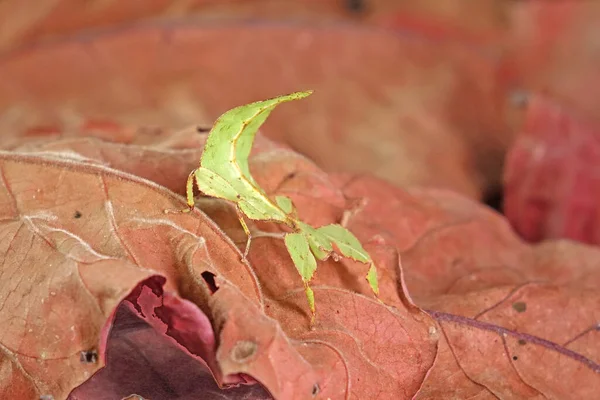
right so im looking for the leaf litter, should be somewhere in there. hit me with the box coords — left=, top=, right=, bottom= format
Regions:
left=0, top=101, right=598, bottom=399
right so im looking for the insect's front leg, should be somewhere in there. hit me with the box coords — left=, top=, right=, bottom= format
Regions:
left=235, top=206, right=252, bottom=259
left=184, top=169, right=197, bottom=212
left=163, top=169, right=197, bottom=214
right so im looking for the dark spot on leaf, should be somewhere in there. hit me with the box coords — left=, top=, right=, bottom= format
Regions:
left=80, top=349, right=98, bottom=364
left=201, top=271, right=219, bottom=294
left=236, top=194, right=241, bottom=199
left=196, top=126, right=210, bottom=133
left=73, top=210, right=82, bottom=219
left=518, top=339, right=527, bottom=346
left=512, top=301, right=527, bottom=313
left=345, top=0, right=366, bottom=13
left=283, top=171, right=297, bottom=181
left=312, top=383, right=320, bottom=397
left=512, top=355, right=518, bottom=361
left=230, top=340, right=258, bottom=363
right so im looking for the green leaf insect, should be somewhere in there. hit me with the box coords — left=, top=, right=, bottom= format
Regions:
left=183, top=91, right=380, bottom=325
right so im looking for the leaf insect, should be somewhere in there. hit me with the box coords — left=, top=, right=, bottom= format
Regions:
left=181, top=91, right=379, bottom=325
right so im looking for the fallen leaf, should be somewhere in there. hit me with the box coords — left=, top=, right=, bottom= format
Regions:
left=0, top=0, right=509, bottom=51
left=505, top=1, right=600, bottom=120
left=69, top=277, right=272, bottom=400
left=328, top=173, right=600, bottom=398
left=0, top=131, right=438, bottom=399
left=194, top=130, right=600, bottom=397
left=0, top=21, right=510, bottom=199
left=504, top=95, right=600, bottom=245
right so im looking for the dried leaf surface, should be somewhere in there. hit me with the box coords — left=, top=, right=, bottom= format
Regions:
left=0, top=21, right=509, bottom=199
left=501, top=1, right=600, bottom=245
left=3, top=124, right=594, bottom=398
left=505, top=1, right=600, bottom=120
left=0, top=0, right=509, bottom=51
left=69, top=278, right=273, bottom=400
left=0, top=130, right=439, bottom=399
left=1, top=2, right=599, bottom=396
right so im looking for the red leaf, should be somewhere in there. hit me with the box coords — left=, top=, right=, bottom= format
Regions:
left=504, top=96, right=600, bottom=244
left=69, top=277, right=272, bottom=399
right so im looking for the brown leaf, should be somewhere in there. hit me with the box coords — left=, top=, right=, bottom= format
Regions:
left=327, top=171, right=600, bottom=398
left=0, top=133, right=439, bottom=399
left=505, top=1, right=600, bottom=120
left=0, top=0, right=371, bottom=51
left=193, top=132, right=600, bottom=397
left=0, top=22, right=509, bottom=199
left=3, top=112, right=599, bottom=398
left=421, top=284, right=600, bottom=399
left=0, top=0, right=509, bottom=52
left=0, top=150, right=260, bottom=398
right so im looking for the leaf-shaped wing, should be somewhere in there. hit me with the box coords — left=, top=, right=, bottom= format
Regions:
left=198, top=91, right=312, bottom=223
left=315, top=224, right=370, bottom=263
left=200, top=91, right=312, bottom=188
left=284, top=231, right=318, bottom=317
left=298, top=221, right=333, bottom=260
left=284, top=232, right=317, bottom=283
left=193, top=167, right=240, bottom=201
left=275, top=195, right=294, bottom=215
left=314, top=223, right=379, bottom=296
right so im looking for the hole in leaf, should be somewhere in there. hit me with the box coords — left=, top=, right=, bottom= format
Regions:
left=230, top=340, right=258, bottom=363
left=201, top=271, right=219, bottom=294
left=483, top=185, right=503, bottom=212
left=73, top=210, right=82, bottom=219
left=79, top=349, right=98, bottom=364
left=512, top=355, right=518, bottom=361
left=39, top=395, right=54, bottom=400
left=512, top=301, right=527, bottom=313
left=312, top=383, right=320, bottom=397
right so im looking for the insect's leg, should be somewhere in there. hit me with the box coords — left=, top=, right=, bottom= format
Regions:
left=305, top=282, right=316, bottom=328
left=184, top=169, right=197, bottom=212
left=164, top=169, right=196, bottom=214
left=235, top=207, right=252, bottom=258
